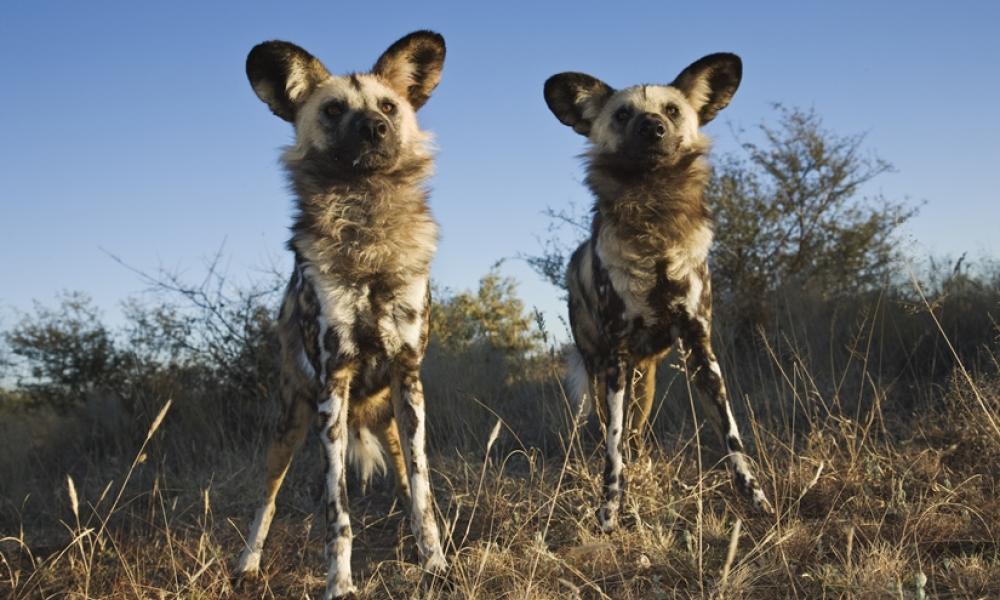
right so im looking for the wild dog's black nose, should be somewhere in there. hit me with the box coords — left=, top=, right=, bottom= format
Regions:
left=637, top=113, right=667, bottom=141
left=358, top=115, right=390, bottom=142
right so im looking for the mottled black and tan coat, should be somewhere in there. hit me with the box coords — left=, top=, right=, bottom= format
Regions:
left=544, top=53, right=773, bottom=532
left=234, top=31, right=447, bottom=599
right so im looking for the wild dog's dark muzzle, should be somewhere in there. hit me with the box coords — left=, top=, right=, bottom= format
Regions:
left=334, top=110, right=399, bottom=171
left=637, top=113, right=667, bottom=143
left=357, top=113, right=391, bottom=144
left=621, top=112, right=678, bottom=164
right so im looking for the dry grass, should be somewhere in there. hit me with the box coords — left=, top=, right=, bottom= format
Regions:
left=2, top=298, right=1000, bottom=599
left=3, top=377, right=999, bottom=599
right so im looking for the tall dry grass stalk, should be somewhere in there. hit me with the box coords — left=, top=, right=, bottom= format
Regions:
left=909, top=269, right=1000, bottom=440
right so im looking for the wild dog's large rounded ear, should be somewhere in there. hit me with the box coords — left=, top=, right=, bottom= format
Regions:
left=670, top=53, right=742, bottom=125
left=372, top=31, right=446, bottom=110
left=246, top=41, right=331, bottom=122
left=544, top=73, right=614, bottom=136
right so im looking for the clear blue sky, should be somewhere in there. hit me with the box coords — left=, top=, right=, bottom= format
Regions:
left=2, top=1, right=998, bottom=336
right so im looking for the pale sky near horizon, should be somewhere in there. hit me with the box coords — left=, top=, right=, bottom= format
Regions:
left=2, top=1, right=998, bottom=338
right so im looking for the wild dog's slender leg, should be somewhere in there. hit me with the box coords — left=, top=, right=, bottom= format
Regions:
left=680, top=317, right=773, bottom=514
left=597, top=351, right=629, bottom=532
left=320, top=369, right=356, bottom=599
left=374, top=416, right=411, bottom=506
left=390, top=351, right=447, bottom=571
left=628, top=359, right=658, bottom=458
left=592, top=371, right=608, bottom=428
left=237, top=378, right=314, bottom=574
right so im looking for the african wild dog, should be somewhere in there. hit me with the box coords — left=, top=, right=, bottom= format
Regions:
left=544, top=53, right=773, bottom=531
left=234, top=32, right=447, bottom=598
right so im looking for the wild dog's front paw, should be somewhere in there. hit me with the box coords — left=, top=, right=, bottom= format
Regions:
left=323, top=582, right=358, bottom=600
left=736, top=472, right=774, bottom=516
left=230, top=564, right=263, bottom=595
left=751, top=488, right=774, bottom=516
left=731, top=462, right=774, bottom=516
left=233, top=550, right=262, bottom=580
left=596, top=505, right=618, bottom=533
left=422, top=548, right=448, bottom=573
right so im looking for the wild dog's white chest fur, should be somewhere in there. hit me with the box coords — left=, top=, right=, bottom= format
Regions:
left=596, top=220, right=713, bottom=323
left=302, top=265, right=428, bottom=364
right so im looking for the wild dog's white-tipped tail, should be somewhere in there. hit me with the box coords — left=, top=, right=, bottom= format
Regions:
left=566, top=346, right=593, bottom=422
left=347, top=426, right=386, bottom=487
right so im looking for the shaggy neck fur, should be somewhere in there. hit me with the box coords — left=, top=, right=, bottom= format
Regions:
left=585, top=141, right=713, bottom=257
left=285, top=149, right=439, bottom=282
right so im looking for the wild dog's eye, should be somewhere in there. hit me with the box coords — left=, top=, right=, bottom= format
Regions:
left=664, top=103, right=680, bottom=119
left=380, top=100, right=396, bottom=115
left=324, top=103, right=344, bottom=119
left=614, top=107, right=632, bottom=123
